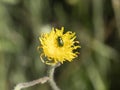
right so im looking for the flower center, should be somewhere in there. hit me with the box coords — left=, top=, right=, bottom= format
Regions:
left=57, top=36, right=64, bottom=47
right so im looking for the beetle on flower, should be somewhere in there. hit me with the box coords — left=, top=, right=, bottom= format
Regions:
left=38, top=27, right=81, bottom=65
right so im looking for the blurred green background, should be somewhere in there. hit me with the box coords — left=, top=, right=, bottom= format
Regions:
left=0, top=0, right=120, bottom=90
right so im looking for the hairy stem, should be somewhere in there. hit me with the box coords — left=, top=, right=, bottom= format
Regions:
left=14, top=76, right=49, bottom=90
left=48, top=63, right=61, bottom=90
left=14, top=63, right=61, bottom=90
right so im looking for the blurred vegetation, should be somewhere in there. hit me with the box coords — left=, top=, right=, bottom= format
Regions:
left=0, top=0, right=120, bottom=90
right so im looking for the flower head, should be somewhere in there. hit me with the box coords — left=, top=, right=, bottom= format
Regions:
left=38, top=27, right=80, bottom=65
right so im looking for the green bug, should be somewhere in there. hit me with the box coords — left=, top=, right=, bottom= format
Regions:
left=57, top=36, right=64, bottom=47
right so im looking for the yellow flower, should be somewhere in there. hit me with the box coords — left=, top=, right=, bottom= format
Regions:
left=38, top=27, right=80, bottom=65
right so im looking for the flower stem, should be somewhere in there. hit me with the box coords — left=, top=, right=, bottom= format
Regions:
left=14, top=76, right=49, bottom=90
left=13, top=63, right=61, bottom=90
left=48, top=63, right=61, bottom=90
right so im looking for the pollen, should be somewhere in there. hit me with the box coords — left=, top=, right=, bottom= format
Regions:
left=38, top=27, right=81, bottom=65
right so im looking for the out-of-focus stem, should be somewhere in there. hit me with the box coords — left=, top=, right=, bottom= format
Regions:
left=93, top=0, right=104, bottom=42
left=112, top=0, right=120, bottom=38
